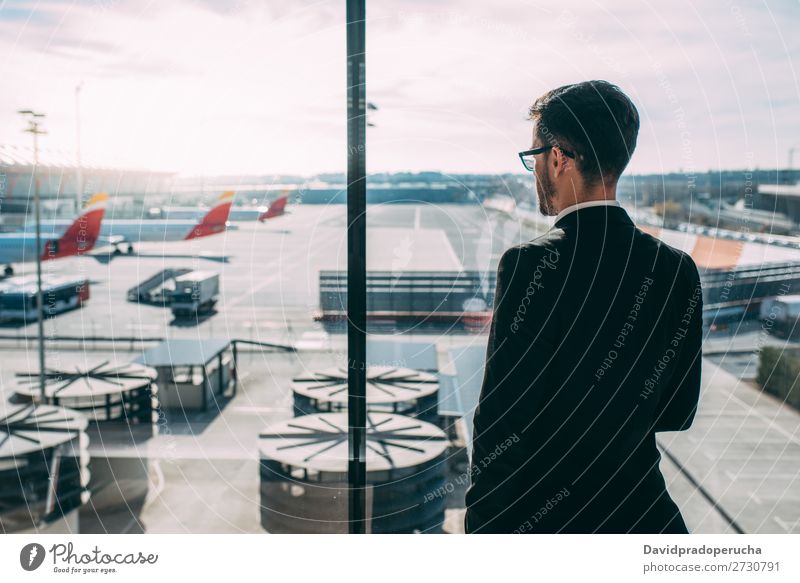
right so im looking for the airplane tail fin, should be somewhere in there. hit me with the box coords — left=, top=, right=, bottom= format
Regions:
left=43, top=192, right=108, bottom=260
left=185, top=191, right=235, bottom=240
left=258, top=192, right=289, bottom=222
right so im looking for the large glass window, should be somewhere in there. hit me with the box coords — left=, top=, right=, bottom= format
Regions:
left=1, top=0, right=799, bottom=537
left=0, top=0, right=353, bottom=535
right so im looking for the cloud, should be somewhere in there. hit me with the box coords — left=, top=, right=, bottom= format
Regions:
left=0, top=0, right=797, bottom=175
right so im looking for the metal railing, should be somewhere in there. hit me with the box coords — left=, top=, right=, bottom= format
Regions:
left=319, top=270, right=496, bottom=319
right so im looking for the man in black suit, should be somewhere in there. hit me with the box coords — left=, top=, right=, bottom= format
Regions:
left=465, top=80, right=703, bottom=534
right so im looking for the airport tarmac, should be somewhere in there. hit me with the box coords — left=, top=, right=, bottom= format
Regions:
left=0, top=204, right=530, bottom=346
left=0, top=203, right=798, bottom=533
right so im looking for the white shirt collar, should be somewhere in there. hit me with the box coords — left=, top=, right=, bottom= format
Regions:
left=554, top=199, right=621, bottom=224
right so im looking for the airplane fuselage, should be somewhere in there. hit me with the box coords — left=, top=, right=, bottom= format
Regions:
left=0, top=235, right=49, bottom=265
left=29, top=219, right=206, bottom=243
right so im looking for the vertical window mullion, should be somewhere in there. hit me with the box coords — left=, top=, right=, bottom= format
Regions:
left=346, top=0, right=367, bottom=535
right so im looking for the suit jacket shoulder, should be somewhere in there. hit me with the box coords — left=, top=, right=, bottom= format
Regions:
left=635, top=228, right=701, bottom=289
left=498, top=228, right=568, bottom=278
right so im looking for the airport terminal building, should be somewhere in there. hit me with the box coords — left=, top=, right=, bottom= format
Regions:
left=0, top=144, right=173, bottom=228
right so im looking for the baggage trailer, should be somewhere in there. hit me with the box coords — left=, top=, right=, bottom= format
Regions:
left=170, top=271, right=219, bottom=317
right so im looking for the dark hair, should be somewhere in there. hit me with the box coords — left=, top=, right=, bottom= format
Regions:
left=528, top=80, right=639, bottom=186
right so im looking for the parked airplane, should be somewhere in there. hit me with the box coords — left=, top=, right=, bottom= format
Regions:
left=0, top=192, right=108, bottom=275
left=28, top=190, right=236, bottom=254
left=157, top=192, right=288, bottom=222
left=258, top=193, right=289, bottom=221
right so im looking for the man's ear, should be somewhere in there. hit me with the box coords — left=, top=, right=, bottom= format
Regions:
left=552, top=147, right=569, bottom=177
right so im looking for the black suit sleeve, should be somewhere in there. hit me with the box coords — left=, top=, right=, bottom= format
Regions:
left=653, top=256, right=703, bottom=433
left=466, top=245, right=562, bottom=529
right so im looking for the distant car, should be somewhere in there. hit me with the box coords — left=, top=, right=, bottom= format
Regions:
left=762, top=295, right=800, bottom=338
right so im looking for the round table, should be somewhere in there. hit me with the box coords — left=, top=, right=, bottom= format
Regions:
left=14, top=362, right=159, bottom=523
left=291, top=365, right=439, bottom=419
left=0, top=401, right=90, bottom=533
left=15, top=361, right=158, bottom=426
left=259, top=412, right=449, bottom=533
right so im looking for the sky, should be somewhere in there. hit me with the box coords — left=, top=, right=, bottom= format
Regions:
left=0, top=0, right=798, bottom=176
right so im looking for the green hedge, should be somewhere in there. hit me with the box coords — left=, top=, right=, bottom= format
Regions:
left=757, top=347, right=800, bottom=410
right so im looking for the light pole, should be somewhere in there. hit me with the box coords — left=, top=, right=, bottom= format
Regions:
left=75, top=83, right=84, bottom=212
left=18, top=109, right=47, bottom=399
left=789, top=145, right=799, bottom=172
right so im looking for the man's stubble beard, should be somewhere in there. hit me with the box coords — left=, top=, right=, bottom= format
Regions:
left=536, top=170, right=557, bottom=217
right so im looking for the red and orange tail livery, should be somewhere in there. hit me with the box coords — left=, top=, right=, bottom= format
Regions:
left=185, top=191, right=235, bottom=240
left=42, top=192, right=108, bottom=260
left=258, top=192, right=289, bottom=222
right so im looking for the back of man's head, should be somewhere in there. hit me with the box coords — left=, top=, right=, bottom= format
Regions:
left=529, top=80, right=640, bottom=188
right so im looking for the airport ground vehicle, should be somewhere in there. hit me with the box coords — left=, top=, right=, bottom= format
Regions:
left=127, top=268, right=192, bottom=305
left=169, top=271, right=220, bottom=317
left=0, top=274, right=90, bottom=321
